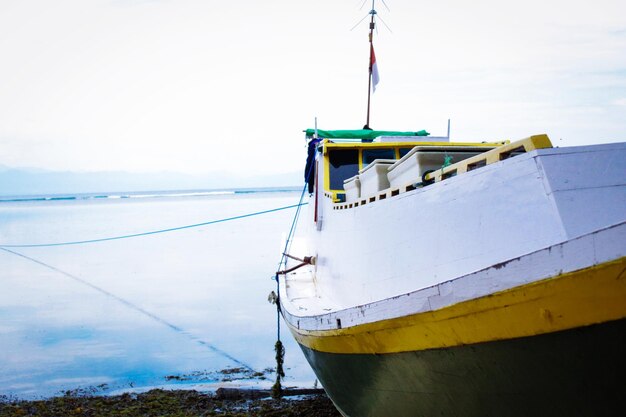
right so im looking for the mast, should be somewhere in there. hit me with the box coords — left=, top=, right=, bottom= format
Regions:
left=365, top=0, right=376, bottom=129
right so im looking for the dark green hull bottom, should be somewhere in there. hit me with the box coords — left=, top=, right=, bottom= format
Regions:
left=299, top=319, right=626, bottom=417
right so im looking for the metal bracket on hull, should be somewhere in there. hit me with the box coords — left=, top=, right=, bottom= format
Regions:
left=276, top=253, right=316, bottom=275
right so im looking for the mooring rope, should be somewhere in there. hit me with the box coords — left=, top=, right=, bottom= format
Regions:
left=0, top=200, right=311, bottom=374
left=1, top=246, right=254, bottom=370
left=0, top=202, right=307, bottom=248
left=271, top=166, right=313, bottom=398
left=1, top=184, right=316, bottom=388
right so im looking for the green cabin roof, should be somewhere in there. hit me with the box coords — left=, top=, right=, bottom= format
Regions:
left=304, top=129, right=430, bottom=140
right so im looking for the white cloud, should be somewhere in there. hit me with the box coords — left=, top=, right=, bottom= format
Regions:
left=0, top=0, right=624, bottom=174
left=613, top=98, right=626, bottom=106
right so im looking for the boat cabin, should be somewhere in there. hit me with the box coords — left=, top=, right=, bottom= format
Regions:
left=304, top=129, right=553, bottom=210
left=306, top=129, right=513, bottom=204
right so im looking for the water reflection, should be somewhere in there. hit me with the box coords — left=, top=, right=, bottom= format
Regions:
left=0, top=191, right=315, bottom=398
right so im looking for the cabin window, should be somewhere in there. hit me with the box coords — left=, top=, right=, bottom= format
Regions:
left=362, top=149, right=395, bottom=166
left=328, top=149, right=359, bottom=190
left=399, top=147, right=413, bottom=158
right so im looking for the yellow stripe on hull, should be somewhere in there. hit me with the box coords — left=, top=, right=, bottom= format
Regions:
left=288, top=257, right=626, bottom=354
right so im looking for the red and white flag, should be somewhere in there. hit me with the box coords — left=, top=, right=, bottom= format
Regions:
left=370, top=44, right=380, bottom=92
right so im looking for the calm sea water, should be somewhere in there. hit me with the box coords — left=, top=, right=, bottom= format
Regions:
left=0, top=189, right=315, bottom=399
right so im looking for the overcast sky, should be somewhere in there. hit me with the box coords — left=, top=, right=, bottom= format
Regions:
left=1, top=0, right=624, bottom=175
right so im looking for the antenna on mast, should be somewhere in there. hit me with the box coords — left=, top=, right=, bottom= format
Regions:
left=352, top=0, right=390, bottom=130
left=365, top=0, right=377, bottom=130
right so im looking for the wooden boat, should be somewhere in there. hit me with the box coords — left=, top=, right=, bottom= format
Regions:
left=278, top=129, right=626, bottom=416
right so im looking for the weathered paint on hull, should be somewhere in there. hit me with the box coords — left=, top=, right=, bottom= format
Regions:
left=300, top=318, right=626, bottom=417
left=289, top=256, right=626, bottom=354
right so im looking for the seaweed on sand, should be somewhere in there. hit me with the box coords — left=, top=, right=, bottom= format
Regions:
left=0, top=389, right=341, bottom=417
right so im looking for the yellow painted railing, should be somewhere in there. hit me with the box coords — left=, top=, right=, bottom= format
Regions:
left=424, top=134, right=552, bottom=183
left=330, top=134, right=553, bottom=211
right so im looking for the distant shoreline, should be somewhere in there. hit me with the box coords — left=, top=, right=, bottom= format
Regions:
left=0, top=186, right=301, bottom=203
left=0, top=167, right=302, bottom=197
